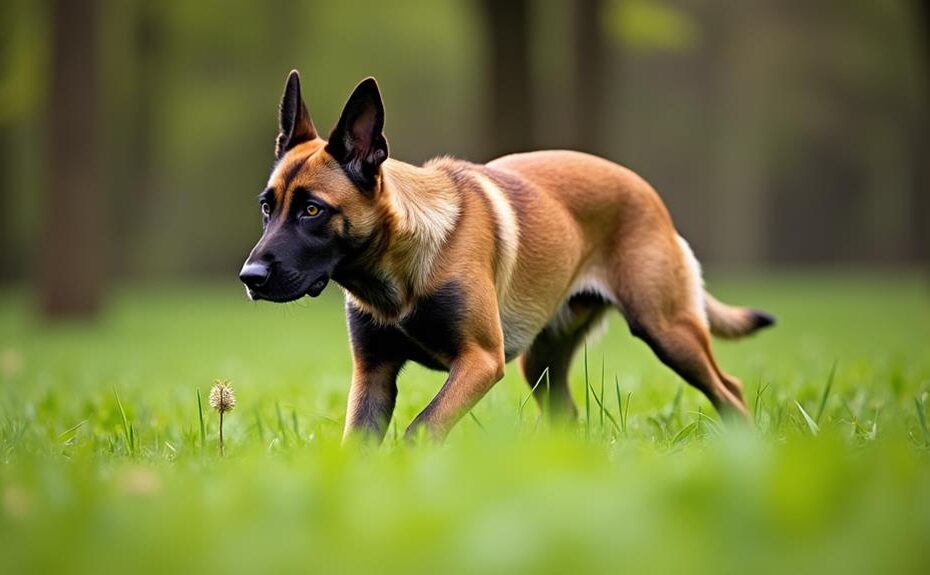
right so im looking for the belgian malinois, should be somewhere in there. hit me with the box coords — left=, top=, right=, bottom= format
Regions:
left=240, top=71, right=774, bottom=442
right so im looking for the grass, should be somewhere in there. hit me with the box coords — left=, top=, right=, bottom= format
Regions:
left=1, top=271, right=929, bottom=574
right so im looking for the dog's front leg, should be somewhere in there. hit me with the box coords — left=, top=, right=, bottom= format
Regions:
left=342, top=303, right=409, bottom=444
left=343, top=362, right=402, bottom=443
left=405, top=345, right=505, bottom=441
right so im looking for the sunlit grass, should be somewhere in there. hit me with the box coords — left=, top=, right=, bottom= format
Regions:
left=1, top=272, right=929, bottom=574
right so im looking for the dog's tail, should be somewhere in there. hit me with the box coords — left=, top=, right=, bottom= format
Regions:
left=704, top=291, right=775, bottom=339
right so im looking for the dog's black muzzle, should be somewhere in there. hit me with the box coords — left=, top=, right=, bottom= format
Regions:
left=239, top=259, right=329, bottom=302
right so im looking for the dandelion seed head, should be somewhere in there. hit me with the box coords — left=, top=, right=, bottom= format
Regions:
left=209, top=380, right=236, bottom=414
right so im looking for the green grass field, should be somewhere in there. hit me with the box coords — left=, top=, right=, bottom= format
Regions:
left=1, top=272, right=929, bottom=574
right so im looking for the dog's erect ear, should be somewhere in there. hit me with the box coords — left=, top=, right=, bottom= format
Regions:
left=276, top=70, right=317, bottom=159
left=325, top=77, right=389, bottom=191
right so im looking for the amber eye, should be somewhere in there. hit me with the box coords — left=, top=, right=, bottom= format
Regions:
left=260, top=202, right=271, bottom=216
left=305, top=203, right=321, bottom=217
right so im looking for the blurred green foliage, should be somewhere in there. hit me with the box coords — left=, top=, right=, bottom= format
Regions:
left=605, top=0, right=697, bottom=51
left=1, top=0, right=927, bottom=284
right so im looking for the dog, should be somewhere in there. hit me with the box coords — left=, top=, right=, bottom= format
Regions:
left=240, top=71, right=775, bottom=442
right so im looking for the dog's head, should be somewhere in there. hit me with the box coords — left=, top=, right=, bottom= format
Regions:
left=239, top=71, right=390, bottom=302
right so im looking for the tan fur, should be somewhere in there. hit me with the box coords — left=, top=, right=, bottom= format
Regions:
left=472, top=172, right=520, bottom=299
left=704, top=292, right=767, bottom=339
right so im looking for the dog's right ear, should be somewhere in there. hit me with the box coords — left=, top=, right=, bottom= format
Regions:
left=276, top=70, right=317, bottom=159
left=325, top=77, right=388, bottom=192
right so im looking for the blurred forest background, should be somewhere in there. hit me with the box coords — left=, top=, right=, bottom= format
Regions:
left=0, top=0, right=927, bottom=317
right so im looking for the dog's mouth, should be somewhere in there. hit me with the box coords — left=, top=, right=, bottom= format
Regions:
left=306, top=275, right=329, bottom=297
left=246, top=273, right=330, bottom=303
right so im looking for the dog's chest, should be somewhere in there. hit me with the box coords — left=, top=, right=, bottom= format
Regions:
left=397, top=282, right=465, bottom=363
left=395, top=282, right=547, bottom=365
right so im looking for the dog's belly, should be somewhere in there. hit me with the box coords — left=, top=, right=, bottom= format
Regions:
left=501, top=311, right=541, bottom=362
left=497, top=275, right=581, bottom=362
left=499, top=270, right=618, bottom=362
left=499, top=297, right=558, bottom=362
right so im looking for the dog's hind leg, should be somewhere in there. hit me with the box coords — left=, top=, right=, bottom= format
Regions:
left=628, top=314, right=749, bottom=420
left=611, top=235, right=751, bottom=421
left=520, top=296, right=609, bottom=421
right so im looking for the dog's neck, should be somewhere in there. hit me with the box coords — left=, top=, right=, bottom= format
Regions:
left=338, top=159, right=462, bottom=322
left=381, top=159, right=460, bottom=260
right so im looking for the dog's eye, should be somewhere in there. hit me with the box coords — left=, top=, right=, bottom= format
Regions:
left=305, top=203, right=322, bottom=218
left=261, top=202, right=271, bottom=216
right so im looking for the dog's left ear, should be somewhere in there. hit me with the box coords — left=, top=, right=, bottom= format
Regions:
left=326, top=77, right=389, bottom=191
left=276, top=70, right=318, bottom=159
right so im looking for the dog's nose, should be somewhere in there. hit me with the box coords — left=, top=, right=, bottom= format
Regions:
left=239, top=261, right=271, bottom=289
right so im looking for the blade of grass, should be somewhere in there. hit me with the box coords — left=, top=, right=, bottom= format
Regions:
left=57, top=419, right=87, bottom=440
left=753, top=382, right=769, bottom=425
left=586, top=380, right=621, bottom=434
left=915, top=396, right=930, bottom=444
left=844, top=400, right=866, bottom=439
left=795, top=400, right=820, bottom=436
left=520, top=367, right=549, bottom=420
left=625, top=391, right=632, bottom=433
left=276, top=401, right=288, bottom=447
left=868, top=406, right=881, bottom=441
left=309, top=412, right=340, bottom=426
left=670, top=385, right=684, bottom=424
left=114, top=387, right=134, bottom=456
left=291, top=408, right=301, bottom=443
left=815, top=361, right=837, bottom=424
left=615, top=377, right=625, bottom=435
left=544, top=369, right=550, bottom=416
left=254, top=408, right=265, bottom=442
left=689, top=410, right=722, bottom=437
left=468, top=411, right=486, bottom=432
left=773, top=400, right=787, bottom=433
left=197, top=388, right=206, bottom=452
left=599, top=358, right=606, bottom=434
left=671, top=421, right=699, bottom=447
left=584, top=341, right=590, bottom=440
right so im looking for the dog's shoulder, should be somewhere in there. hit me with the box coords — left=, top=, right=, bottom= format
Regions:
left=425, top=155, right=535, bottom=216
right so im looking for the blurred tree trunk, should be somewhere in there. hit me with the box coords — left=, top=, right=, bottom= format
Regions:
left=113, top=0, right=162, bottom=277
left=572, top=0, right=606, bottom=153
left=701, top=0, right=766, bottom=267
left=481, top=0, right=533, bottom=158
left=0, top=130, right=11, bottom=283
left=915, top=0, right=930, bottom=269
left=41, top=0, right=105, bottom=318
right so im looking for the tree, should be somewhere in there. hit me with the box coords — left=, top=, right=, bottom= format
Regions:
left=480, top=0, right=534, bottom=158
left=40, top=0, right=105, bottom=318
left=914, top=0, right=930, bottom=268
left=572, top=0, right=606, bottom=153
